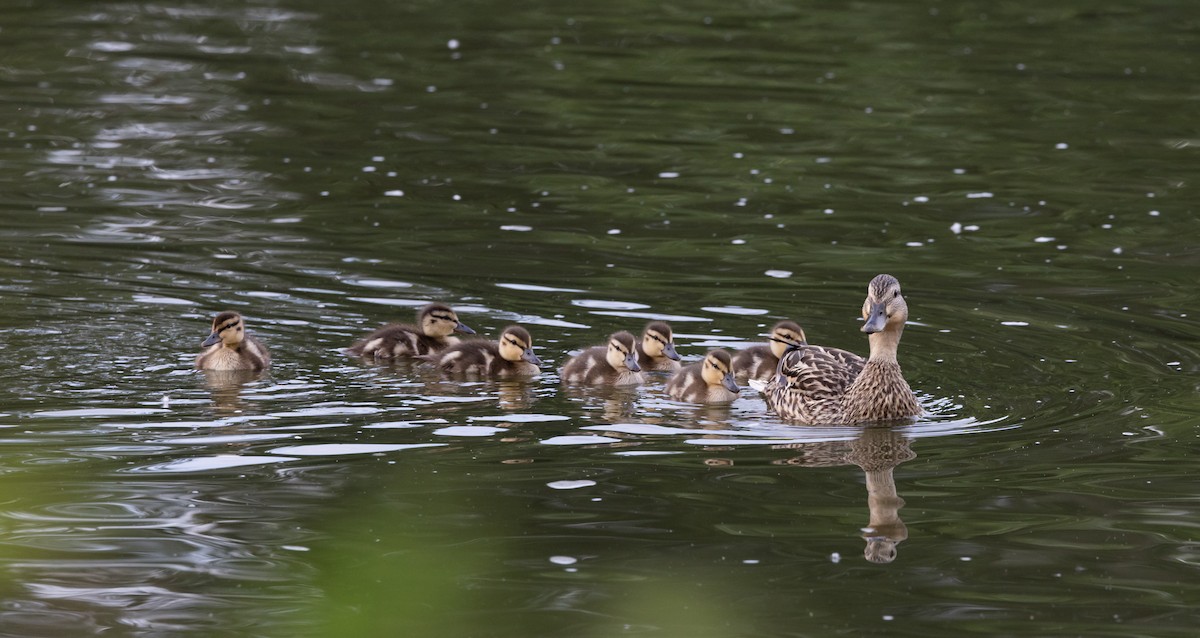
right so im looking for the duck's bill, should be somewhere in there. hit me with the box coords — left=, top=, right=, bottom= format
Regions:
left=862, top=303, right=888, bottom=333
left=455, top=322, right=476, bottom=335
left=663, top=342, right=681, bottom=361
left=523, top=349, right=542, bottom=366
left=201, top=332, right=221, bottom=347
left=722, top=374, right=741, bottom=394
left=625, top=353, right=642, bottom=372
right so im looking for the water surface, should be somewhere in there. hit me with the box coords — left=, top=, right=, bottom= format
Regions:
left=2, top=0, right=1198, bottom=636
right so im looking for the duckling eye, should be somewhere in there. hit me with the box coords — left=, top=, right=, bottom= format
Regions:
left=893, top=291, right=899, bottom=298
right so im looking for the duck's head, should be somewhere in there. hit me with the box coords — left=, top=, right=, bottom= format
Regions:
left=498, top=325, right=541, bottom=365
left=701, top=349, right=740, bottom=393
left=419, top=303, right=475, bottom=338
left=606, top=331, right=641, bottom=372
left=861, top=274, right=908, bottom=334
left=202, top=311, right=246, bottom=348
left=767, top=320, right=807, bottom=359
left=641, top=321, right=680, bottom=361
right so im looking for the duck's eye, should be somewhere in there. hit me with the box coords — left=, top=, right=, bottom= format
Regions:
left=893, top=291, right=899, bottom=298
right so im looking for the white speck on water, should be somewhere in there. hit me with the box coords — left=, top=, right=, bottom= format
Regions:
left=913, top=195, right=929, bottom=203
left=815, top=157, right=832, bottom=164
left=965, top=224, right=980, bottom=231
left=1001, top=321, right=1029, bottom=326
left=1034, top=236, right=1055, bottom=243
left=606, top=228, right=621, bottom=235
left=549, top=555, right=577, bottom=565
left=547, top=480, right=597, bottom=490
left=425, top=85, right=437, bottom=93
left=830, top=552, right=841, bottom=563
left=950, top=222, right=963, bottom=234
left=743, top=559, right=760, bottom=564
left=906, top=241, right=923, bottom=247
left=883, top=615, right=894, bottom=621
left=864, top=106, right=873, bottom=114
left=1055, top=142, right=1069, bottom=149
left=452, top=194, right=462, bottom=201
left=658, top=171, right=680, bottom=178
left=731, top=239, right=746, bottom=245
left=384, top=189, right=405, bottom=197
left=1016, top=63, right=1026, bottom=70
left=282, top=545, right=310, bottom=552
left=823, top=208, right=834, bottom=214
left=735, top=197, right=747, bottom=207
left=447, top=38, right=460, bottom=50
left=362, top=166, right=376, bottom=173
left=1149, top=210, right=1160, bottom=216
left=500, top=225, right=532, bottom=232
left=961, top=556, right=972, bottom=562
left=966, top=192, right=994, bottom=198
left=733, top=152, right=744, bottom=158
left=764, top=269, right=792, bottom=278
left=953, top=168, right=966, bottom=174
left=779, top=127, right=795, bottom=134
left=372, top=78, right=393, bottom=86
left=161, top=395, right=170, bottom=408
left=1166, top=361, right=1181, bottom=366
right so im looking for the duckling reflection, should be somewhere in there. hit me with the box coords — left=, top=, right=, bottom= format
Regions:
left=200, top=369, right=263, bottom=416
left=772, top=426, right=914, bottom=563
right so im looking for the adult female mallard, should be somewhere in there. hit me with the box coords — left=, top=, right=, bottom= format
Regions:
left=666, top=349, right=740, bottom=404
left=196, top=311, right=271, bottom=371
left=731, top=320, right=807, bottom=383
left=757, top=274, right=921, bottom=424
left=428, top=325, right=541, bottom=378
left=347, top=303, right=474, bottom=359
left=634, top=321, right=682, bottom=372
left=560, top=331, right=644, bottom=386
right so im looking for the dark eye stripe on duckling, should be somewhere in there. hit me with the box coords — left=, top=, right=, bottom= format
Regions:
left=611, top=341, right=629, bottom=354
left=648, top=333, right=667, bottom=345
left=432, top=313, right=456, bottom=321
left=505, top=337, right=525, bottom=348
left=217, top=320, right=242, bottom=333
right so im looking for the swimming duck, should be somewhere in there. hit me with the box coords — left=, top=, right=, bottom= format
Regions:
left=560, top=331, right=644, bottom=386
left=428, top=325, right=541, bottom=377
left=634, top=321, right=682, bottom=372
left=758, top=274, right=921, bottom=424
left=731, top=320, right=808, bottom=382
left=195, top=311, right=271, bottom=371
left=347, top=303, right=475, bottom=359
left=666, top=349, right=740, bottom=403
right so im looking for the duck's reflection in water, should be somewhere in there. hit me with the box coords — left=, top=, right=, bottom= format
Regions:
left=201, top=369, right=264, bottom=416
left=773, top=426, right=914, bottom=564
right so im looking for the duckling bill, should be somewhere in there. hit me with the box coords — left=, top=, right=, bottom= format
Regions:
left=428, top=325, right=541, bottom=377
left=561, top=331, right=644, bottom=386
left=666, top=348, right=740, bottom=403
left=348, top=303, right=474, bottom=359
left=196, top=311, right=271, bottom=371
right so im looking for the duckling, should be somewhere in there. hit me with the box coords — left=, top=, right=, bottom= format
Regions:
left=667, top=348, right=740, bottom=403
left=758, top=274, right=921, bottom=424
left=347, top=303, right=475, bottom=359
left=560, top=331, right=644, bottom=386
left=634, top=321, right=682, bottom=372
left=731, top=320, right=809, bottom=382
left=195, top=311, right=271, bottom=371
left=429, top=325, right=541, bottom=377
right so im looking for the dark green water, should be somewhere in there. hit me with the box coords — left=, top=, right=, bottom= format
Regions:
left=2, top=0, right=1198, bottom=636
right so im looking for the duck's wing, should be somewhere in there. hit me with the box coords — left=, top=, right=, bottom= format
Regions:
left=775, top=344, right=863, bottom=398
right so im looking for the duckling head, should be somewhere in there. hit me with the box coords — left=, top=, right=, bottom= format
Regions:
left=701, top=349, right=740, bottom=393
left=861, top=274, right=908, bottom=334
left=498, top=325, right=541, bottom=365
left=606, top=331, right=641, bottom=372
left=419, top=303, right=475, bottom=338
left=202, top=311, right=246, bottom=348
left=767, top=320, right=807, bottom=359
left=641, top=321, right=680, bottom=361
